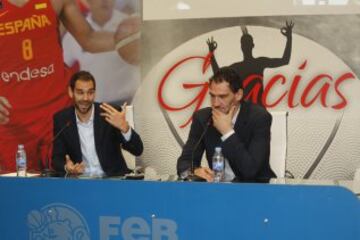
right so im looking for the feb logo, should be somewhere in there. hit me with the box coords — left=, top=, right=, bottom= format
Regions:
left=27, top=203, right=90, bottom=240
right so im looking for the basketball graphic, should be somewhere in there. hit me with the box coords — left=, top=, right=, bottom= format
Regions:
left=28, top=203, right=90, bottom=240
left=134, top=25, right=360, bottom=179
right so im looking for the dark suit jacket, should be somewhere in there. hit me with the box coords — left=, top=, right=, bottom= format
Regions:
left=177, top=101, right=276, bottom=182
left=52, top=103, right=143, bottom=176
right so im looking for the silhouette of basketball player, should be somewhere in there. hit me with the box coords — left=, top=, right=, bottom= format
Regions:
left=207, top=21, right=294, bottom=106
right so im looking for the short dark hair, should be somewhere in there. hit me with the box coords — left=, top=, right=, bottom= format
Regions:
left=209, top=67, right=242, bottom=93
left=69, top=71, right=96, bottom=91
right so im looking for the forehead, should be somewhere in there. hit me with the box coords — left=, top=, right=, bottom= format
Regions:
left=209, top=81, right=231, bottom=94
left=74, top=79, right=95, bottom=90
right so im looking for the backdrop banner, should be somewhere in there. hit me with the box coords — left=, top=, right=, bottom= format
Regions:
left=135, top=3, right=360, bottom=179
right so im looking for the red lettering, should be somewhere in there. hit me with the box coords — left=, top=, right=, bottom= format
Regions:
left=301, top=74, right=331, bottom=107
left=288, top=60, right=307, bottom=108
left=263, top=75, right=287, bottom=108
left=157, top=56, right=355, bottom=128
left=157, top=55, right=210, bottom=128
left=243, top=74, right=263, bottom=104
left=332, top=72, right=355, bottom=109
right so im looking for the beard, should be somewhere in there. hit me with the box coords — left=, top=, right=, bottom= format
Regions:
left=213, top=101, right=239, bottom=114
left=74, top=101, right=93, bottom=114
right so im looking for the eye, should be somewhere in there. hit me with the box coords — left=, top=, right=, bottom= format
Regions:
left=219, top=94, right=228, bottom=99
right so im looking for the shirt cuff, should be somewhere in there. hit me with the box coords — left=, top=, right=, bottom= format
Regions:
left=64, top=164, right=69, bottom=173
left=221, top=129, right=235, bottom=141
left=122, top=127, right=132, bottom=141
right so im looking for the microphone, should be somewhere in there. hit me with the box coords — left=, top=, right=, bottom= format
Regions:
left=40, top=120, right=71, bottom=177
left=184, top=114, right=212, bottom=182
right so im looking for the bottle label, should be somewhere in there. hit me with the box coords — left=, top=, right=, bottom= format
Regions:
left=213, top=161, right=224, bottom=171
left=17, top=158, right=26, bottom=167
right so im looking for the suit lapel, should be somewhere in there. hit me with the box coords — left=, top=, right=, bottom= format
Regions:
left=69, top=107, right=82, bottom=161
left=93, top=103, right=103, bottom=156
left=234, top=101, right=250, bottom=131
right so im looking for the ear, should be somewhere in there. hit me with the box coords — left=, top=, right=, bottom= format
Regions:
left=68, top=86, right=74, bottom=99
left=235, top=88, right=243, bottom=102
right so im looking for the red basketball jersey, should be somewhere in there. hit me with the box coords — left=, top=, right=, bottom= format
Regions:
left=0, top=0, right=71, bottom=171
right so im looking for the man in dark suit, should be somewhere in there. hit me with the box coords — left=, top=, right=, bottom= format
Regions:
left=52, top=71, right=143, bottom=176
left=177, top=67, right=276, bottom=182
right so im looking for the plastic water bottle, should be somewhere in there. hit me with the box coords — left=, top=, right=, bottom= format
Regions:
left=16, top=144, right=27, bottom=177
left=212, top=147, right=224, bottom=182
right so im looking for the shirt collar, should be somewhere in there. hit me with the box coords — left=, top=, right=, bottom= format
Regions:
left=76, top=104, right=95, bottom=125
left=231, top=104, right=241, bottom=126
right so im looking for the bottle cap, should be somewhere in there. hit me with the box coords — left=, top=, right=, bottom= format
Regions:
left=215, top=147, right=222, bottom=152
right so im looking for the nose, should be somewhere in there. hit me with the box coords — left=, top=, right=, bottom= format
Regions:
left=83, top=92, right=92, bottom=101
left=212, top=96, right=220, bottom=108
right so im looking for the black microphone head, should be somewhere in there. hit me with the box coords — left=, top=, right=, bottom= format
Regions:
left=65, top=121, right=72, bottom=127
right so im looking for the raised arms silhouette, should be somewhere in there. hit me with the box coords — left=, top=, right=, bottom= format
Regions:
left=207, top=21, right=294, bottom=106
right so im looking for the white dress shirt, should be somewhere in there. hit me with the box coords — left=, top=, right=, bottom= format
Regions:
left=75, top=105, right=132, bottom=176
left=220, top=106, right=240, bottom=182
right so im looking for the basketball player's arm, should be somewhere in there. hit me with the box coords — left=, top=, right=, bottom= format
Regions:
left=0, top=97, right=11, bottom=124
left=206, top=37, right=220, bottom=73
left=60, top=0, right=115, bottom=53
left=262, top=21, right=293, bottom=68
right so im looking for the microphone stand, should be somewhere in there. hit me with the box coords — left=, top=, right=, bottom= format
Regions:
left=184, top=117, right=211, bottom=182
left=41, top=155, right=55, bottom=177
left=41, top=121, right=71, bottom=177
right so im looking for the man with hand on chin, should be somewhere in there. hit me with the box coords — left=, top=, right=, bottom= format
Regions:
left=52, top=71, right=143, bottom=176
left=177, top=67, right=276, bottom=182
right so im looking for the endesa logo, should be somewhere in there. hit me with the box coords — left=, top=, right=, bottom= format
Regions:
left=0, top=63, right=55, bottom=82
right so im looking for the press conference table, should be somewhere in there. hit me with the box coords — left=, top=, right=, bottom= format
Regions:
left=0, top=174, right=359, bottom=240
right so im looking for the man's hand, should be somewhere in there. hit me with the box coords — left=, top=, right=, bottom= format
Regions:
left=65, top=155, right=85, bottom=175
left=100, top=102, right=129, bottom=133
left=194, top=167, right=214, bottom=182
left=0, top=97, right=12, bottom=124
left=206, top=37, right=217, bottom=52
left=281, top=20, right=294, bottom=38
left=212, top=105, right=236, bottom=135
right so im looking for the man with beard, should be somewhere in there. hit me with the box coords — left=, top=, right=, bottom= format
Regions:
left=0, top=0, right=140, bottom=173
left=51, top=71, right=143, bottom=176
left=177, top=67, right=276, bottom=182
